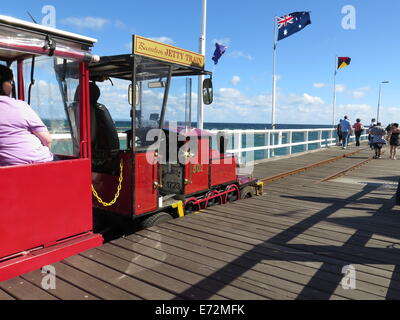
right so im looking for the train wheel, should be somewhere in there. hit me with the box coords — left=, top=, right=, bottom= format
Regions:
left=240, top=186, right=254, bottom=199
left=226, top=185, right=239, bottom=203
left=184, top=199, right=197, bottom=214
left=206, top=190, right=221, bottom=207
left=140, top=211, right=173, bottom=229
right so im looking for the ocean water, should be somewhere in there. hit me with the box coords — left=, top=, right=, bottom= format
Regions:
left=114, top=121, right=333, bottom=131
left=50, top=120, right=338, bottom=161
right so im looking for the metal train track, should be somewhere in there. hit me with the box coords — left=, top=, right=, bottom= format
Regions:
left=261, top=147, right=373, bottom=184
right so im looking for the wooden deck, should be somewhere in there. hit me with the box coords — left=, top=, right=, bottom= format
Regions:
left=2, top=143, right=400, bottom=300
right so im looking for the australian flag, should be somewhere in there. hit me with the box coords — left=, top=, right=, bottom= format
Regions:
left=277, top=11, right=311, bottom=41
left=212, top=43, right=227, bottom=65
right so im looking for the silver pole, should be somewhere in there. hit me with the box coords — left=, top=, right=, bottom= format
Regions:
left=332, top=55, right=337, bottom=127
left=377, top=81, right=389, bottom=123
left=270, top=16, right=277, bottom=158
left=185, top=78, right=192, bottom=129
left=377, top=82, right=382, bottom=123
left=197, top=0, right=207, bottom=130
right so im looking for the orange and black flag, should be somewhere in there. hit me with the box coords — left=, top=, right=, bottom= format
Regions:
left=337, top=57, right=351, bottom=70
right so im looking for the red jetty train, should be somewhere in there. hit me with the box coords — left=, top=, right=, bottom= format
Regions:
left=0, top=17, right=262, bottom=281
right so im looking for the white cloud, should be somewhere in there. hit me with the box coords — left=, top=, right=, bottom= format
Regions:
left=61, top=17, right=110, bottom=30
left=352, top=91, right=366, bottom=98
left=231, top=76, right=240, bottom=86
left=302, top=93, right=325, bottom=105
left=335, top=104, right=374, bottom=123
left=212, top=38, right=231, bottom=46
left=150, top=37, right=175, bottom=45
left=335, top=84, right=346, bottom=93
left=351, top=86, right=370, bottom=99
left=84, top=77, right=384, bottom=125
left=313, top=83, right=326, bottom=88
left=125, top=36, right=175, bottom=50
left=201, top=87, right=329, bottom=124
left=228, top=50, right=254, bottom=61
left=114, top=20, right=127, bottom=30
left=125, top=42, right=132, bottom=50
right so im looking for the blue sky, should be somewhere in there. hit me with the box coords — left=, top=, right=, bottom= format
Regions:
left=2, top=0, right=399, bottom=125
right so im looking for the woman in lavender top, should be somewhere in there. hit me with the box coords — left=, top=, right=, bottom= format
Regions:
left=0, top=65, right=54, bottom=166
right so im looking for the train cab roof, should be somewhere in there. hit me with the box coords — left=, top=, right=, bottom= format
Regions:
left=0, top=15, right=98, bottom=62
left=88, top=54, right=212, bottom=82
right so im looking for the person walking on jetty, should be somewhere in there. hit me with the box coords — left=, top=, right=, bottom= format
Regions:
left=353, top=118, right=364, bottom=147
left=388, top=123, right=400, bottom=160
left=339, top=116, right=352, bottom=149
left=368, top=118, right=377, bottom=149
left=369, top=122, right=386, bottom=159
left=337, top=119, right=343, bottom=146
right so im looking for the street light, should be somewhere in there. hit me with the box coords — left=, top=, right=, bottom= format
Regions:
left=377, top=80, right=389, bottom=123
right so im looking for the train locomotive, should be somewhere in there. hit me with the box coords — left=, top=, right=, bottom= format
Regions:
left=88, top=35, right=263, bottom=228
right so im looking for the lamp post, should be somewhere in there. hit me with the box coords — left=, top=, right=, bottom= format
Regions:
left=377, top=81, right=389, bottom=123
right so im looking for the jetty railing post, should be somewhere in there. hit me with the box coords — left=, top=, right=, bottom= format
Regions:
left=264, top=131, right=269, bottom=160
left=318, top=130, right=322, bottom=149
left=304, top=131, right=309, bottom=152
left=271, top=131, right=275, bottom=158
left=234, top=131, right=242, bottom=164
left=288, top=130, right=293, bottom=155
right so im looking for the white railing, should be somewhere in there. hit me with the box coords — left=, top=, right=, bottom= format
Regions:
left=51, top=129, right=369, bottom=164
left=208, top=128, right=369, bottom=164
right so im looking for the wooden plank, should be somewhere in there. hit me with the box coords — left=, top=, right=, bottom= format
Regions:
left=109, top=238, right=296, bottom=300
left=194, top=209, right=399, bottom=276
left=21, top=268, right=99, bottom=300
left=127, top=230, right=349, bottom=299
left=242, top=193, right=400, bottom=234
left=254, top=149, right=371, bottom=180
left=79, top=248, right=226, bottom=300
left=163, top=219, right=400, bottom=292
left=123, top=233, right=324, bottom=299
left=0, top=288, right=15, bottom=300
left=212, top=199, right=400, bottom=242
left=185, top=210, right=400, bottom=271
left=249, top=188, right=397, bottom=218
left=207, top=203, right=400, bottom=249
left=150, top=222, right=394, bottom=299
left=63, top=253, right=176, bottom=300
left=54, top=261, right=140, bottom=300
left=96, top=243, right=267, bottom=300
left=0, top=277, right=57, bottom=300
left=169, top=213, right=400, bottom=288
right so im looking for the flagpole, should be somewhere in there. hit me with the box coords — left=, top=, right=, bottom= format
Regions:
left=270, top=15, right=278, bottom=157
left=271, top=15, right=277, bottom=130
left=332, top=55, right=337, bottom=128
left=197, top=0, right=207, bottom=130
